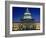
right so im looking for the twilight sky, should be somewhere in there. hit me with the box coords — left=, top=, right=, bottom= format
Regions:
left=12, top=7, right=40, bottom=22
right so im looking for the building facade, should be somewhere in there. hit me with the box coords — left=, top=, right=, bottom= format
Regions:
left=12, top=8, right=40, bottom=31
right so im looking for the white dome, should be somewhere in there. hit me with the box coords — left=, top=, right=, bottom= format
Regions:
left=24, top=16, right=32, bottom=19
left=23, top=8, right=32, bottom=19
left=24, top=12, right=31, bottom=15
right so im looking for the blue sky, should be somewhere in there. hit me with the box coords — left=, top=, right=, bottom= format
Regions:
left=12, top=7, right=40, bottom=22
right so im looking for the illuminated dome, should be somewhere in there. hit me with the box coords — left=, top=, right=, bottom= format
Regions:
left=24, top=8, right=32, bottom=19
left=24, top=12, right=31, bottom=15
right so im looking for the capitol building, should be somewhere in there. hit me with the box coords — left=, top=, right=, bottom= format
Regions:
left=12, top=8, right=40, bottom=31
